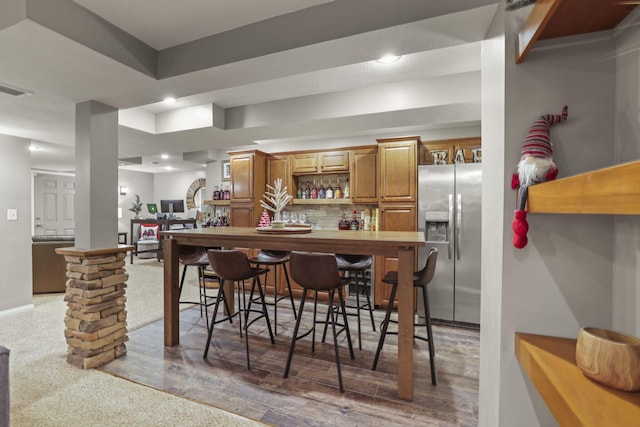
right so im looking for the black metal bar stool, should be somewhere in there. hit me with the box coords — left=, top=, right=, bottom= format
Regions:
left=178, top=246, right=223, bottom=329
left=371, top=247, right=438, bottom=385
left=325, top=254, right=376, bottom=351
left=249, top=250, right=296, bottom=335
left=285, top=251, right=355, bottom=393
left=203, top=249, right=275, bottom=370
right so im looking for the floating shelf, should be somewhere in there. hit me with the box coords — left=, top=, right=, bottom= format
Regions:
left=516, top=0, right=637, bottom=64
left=515, top=332, right=640, bottom=427
left=203, top=200, right=230, bottom=206
left=527, top=160, right=640, bottom=215
left=291, top=198, right=353, bottom=205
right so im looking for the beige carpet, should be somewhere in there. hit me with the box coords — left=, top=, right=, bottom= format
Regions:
left=0, top=258, right=265, bottom=427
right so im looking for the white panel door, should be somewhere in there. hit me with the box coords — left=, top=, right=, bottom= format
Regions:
left=34, top=174, right=75, bottom=235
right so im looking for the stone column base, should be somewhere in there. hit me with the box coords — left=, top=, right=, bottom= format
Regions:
left=55, top=245, right=133, bottom=369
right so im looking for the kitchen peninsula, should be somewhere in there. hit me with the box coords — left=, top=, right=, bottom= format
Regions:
left=161, top=226, right=425, bottom=400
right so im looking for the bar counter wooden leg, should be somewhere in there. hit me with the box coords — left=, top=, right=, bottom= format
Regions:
left=397, top=247, right=414, bottom=400
left=164, top=238, right=180, bottom=346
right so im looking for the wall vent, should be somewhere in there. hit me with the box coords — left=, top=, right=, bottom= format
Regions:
left=0, top=83, right=32, bottom=97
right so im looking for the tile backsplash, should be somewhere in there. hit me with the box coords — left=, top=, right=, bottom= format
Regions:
left=281, top=204, right=377, bottom=230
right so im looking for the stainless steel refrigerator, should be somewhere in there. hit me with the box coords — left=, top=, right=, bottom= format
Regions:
left=418, top=163, right=481, bottom=325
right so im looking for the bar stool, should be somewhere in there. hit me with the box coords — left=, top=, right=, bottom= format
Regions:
left=371, top=247, right=438, bottom=385
left=328, top=254, right=376, bottom=350
left=178, top=246, right=221, bottom=329
left=249, top=250, right=296, bottom=335
left=285, top=251, right=355, bottom=393
left=203, top=249, right=275, bottom=370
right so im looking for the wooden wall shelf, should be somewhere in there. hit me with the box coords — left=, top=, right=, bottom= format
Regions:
left=204, top=200, right=230, bottom=206
left=516, top=0, right=637, bottom=64
left=291, top=198, right=353, bottom=205
left=526, top=160, right=640, bottom=215
left=515, top=332, right=640, bottom=426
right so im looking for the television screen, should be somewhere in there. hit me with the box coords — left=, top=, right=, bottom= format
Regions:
left=147, top=203, right=158, bottom=214
left=160, top=199, right=185, bottom=213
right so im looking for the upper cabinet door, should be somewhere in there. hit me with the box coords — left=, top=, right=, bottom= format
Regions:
left=351, top=148, right=377, bottom=203
left=319, top=151, right=349, bottom=172
left=291, top=153, right=318, bottom=174
left=230, top=154, right=254, bottom=202
left=378, top=139, right=417, bottom=203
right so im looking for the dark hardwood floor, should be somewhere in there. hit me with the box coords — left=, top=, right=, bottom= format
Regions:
left=100, top=294, right=480, bottom=426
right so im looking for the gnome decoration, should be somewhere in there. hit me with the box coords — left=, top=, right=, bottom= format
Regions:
left=511, top=106, right=568, bottom=249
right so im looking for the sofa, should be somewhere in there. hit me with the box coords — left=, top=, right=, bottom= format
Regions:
left=0, top=346, right=9, bottom=427
left=32, top=235, right=75, bottom=294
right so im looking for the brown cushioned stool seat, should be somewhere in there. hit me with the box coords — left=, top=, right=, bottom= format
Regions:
left=371, top=248, right=438, bottom=385
left=324, top=254, right=375, bottom=351
left=249, top=250, right=296, bottom=335
left=204, top=249, right=275, bottom=370
left=285, top=251, right=355, bottom=392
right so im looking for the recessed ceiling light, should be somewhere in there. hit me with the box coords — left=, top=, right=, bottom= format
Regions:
left=163, top=97, right=178, bottom=104
left=28, top=145, right=40, bottom=151
left=164, top=166, right=174, bottom=171
left=161, top=154, right=169, bottom=160
left=376, top=54, right=401, bottom=64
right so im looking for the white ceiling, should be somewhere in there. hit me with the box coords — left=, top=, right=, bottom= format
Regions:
left=0, top=0, right=499, bottom=173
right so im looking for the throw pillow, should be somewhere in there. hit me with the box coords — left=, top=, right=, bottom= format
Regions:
left=140, top=224, right=159, bottom=240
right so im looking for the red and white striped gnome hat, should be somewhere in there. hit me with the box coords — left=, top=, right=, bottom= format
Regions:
left=520, top=106, right=568, bottom=159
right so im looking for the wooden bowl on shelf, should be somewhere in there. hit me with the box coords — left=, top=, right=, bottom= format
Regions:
left=575, top=327, right=640, bottom=392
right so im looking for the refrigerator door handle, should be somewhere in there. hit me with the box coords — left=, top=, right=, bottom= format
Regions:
left=456, top=194, right=462, bottom=260
left=447, top=194, right=454, bottom=259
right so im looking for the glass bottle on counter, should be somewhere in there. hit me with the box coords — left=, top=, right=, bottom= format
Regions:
left=338, top=212, right=351, bottom=230
left=326, top=181, right=334, bottom=199
left=304, top=181, right=311, bottom=199
left=350, top=209, right=360, bottom=231
left=318, top=180, right=325, bottom=199
left=311, top=180, right=318, bottom=199
left=343, top=178, right=350, bottom=198
left=334, top=180, right=342, bottom=199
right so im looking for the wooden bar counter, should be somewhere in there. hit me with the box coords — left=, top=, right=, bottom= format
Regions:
left=161, top=226, right=424, bottom=400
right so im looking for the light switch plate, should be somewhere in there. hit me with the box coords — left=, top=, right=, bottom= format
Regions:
left=7, top=209, right=17, bottom=221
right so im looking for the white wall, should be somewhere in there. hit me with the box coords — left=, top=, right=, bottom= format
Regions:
left=153, top=170, right=206, bottom=213
left=487, top=12, right=617, bottom=427
left=614, top=17, right=640, bottom=337
left=0, top=135, right=33, bottom=313
left=118, top=169, right=154, bottom=244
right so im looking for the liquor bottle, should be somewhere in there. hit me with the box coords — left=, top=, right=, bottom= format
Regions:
left=223, top=185, right=230, bottom=200
left=350, top=209, right=359, bottom=231
left=318, top=179, right=325, bottom=199
left=343, top=178, right=350, bottom=198
left=338, top=212, right=350, bottom=230
left=311, top=180, right=318, bottom=199
left=334, top=180, right=343, bottom=199
left=326, top=181, right=334, bottom=199
left=297, top=184, right=303, bottom=199
left=304, top=181, right=311, bottom=199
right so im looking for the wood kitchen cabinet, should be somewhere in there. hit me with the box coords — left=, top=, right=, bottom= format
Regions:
left=350, top=147, right=377, bottom=203
left=291, top=153, right=318, bottom=174
left=291, top=150, right=349, bottom=174
left=375, top=203, right=417, bottom=308
left=375, top=136, right=418, bottom=308
left=267, top=154, right=292, bottom=202
left=377, top=137, right=417, bottom=203
left=229, top=150, right=267, bottom=227
left=320, top=151, right=349, bottom=172
left=419, top=137, right=481, bottom=165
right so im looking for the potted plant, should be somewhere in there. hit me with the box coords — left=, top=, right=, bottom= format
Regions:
left=129, top=194, right=143, bottom=219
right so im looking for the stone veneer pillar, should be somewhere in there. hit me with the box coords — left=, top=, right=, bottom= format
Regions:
left=55, top=245, right=133, bottom=369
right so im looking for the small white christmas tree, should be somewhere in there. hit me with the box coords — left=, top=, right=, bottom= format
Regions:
left=260, top=178, right=292, bottom=220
